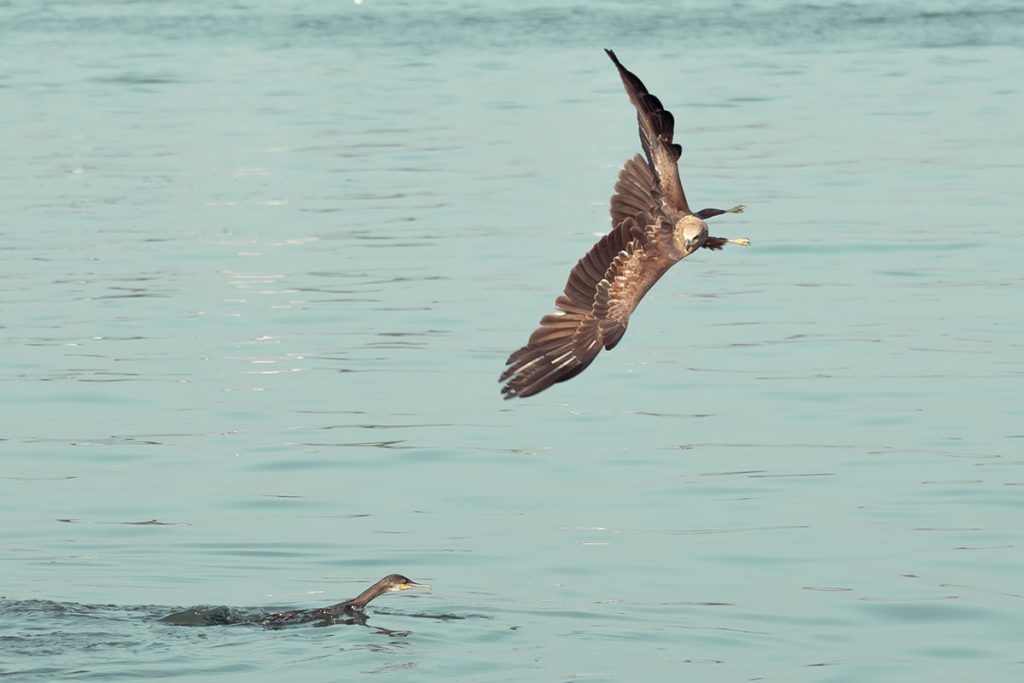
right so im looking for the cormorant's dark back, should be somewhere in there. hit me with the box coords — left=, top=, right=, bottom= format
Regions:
left=499, top=49, right=749, bottom=399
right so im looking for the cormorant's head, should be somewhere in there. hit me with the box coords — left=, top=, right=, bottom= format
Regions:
left=380, top=574, right=432, bottom=593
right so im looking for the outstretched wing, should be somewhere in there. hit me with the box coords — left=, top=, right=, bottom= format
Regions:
left=605, top=49, right=691, bottom=216
left=610, top=152, right=660, bottom=231
left=500, top=159, right=675, bottom=399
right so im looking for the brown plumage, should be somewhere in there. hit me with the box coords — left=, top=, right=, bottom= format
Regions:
left=499, top=49, right=749, bottom=399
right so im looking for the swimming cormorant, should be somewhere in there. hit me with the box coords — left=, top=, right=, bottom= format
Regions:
left=258, top=574, right=430, bottom=627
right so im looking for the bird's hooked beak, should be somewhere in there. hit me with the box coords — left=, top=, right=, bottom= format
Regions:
left=399, top=580, right=432, bottom=592
left=727, top=237, right=751, bottom=246
left=684, top=234, right=705, bottom=250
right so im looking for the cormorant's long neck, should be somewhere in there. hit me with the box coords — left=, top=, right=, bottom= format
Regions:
left=344, top=579, right=390, bottom=610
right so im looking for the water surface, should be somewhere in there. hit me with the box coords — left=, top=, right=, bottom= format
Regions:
left=2, top=1, right=1022, bottom=681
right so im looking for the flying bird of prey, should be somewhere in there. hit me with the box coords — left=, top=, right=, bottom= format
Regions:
left=499, top=49, right=749, bottom=399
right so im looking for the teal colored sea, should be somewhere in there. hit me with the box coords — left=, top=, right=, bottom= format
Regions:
left=2, top=1, right=1022, bottom=681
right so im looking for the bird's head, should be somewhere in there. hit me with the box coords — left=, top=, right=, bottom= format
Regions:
left=675, top=215, right=708, bottom=252
left=380, top=574, right=432, bottom=593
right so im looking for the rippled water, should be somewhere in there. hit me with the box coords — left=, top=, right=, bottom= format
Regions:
left=2, top=0, right=1023, bottom=681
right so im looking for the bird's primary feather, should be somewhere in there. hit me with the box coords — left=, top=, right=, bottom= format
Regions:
left=604, top=48, right=691, bottom=216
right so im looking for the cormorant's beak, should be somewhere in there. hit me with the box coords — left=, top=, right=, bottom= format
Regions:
left=727, top=237, right=751, bottom=246
left=401, top=580, right=432, bottom=592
